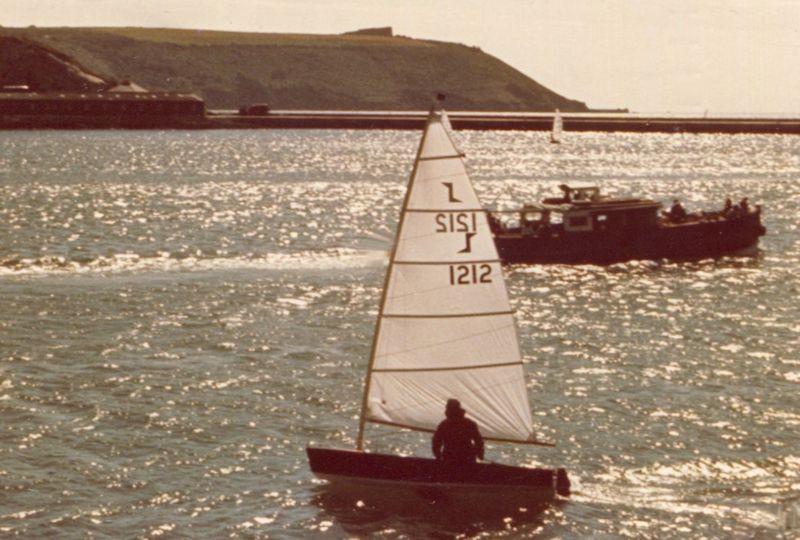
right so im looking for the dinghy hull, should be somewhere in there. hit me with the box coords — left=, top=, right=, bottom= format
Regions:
left=307, top=447, right=570, bottom=505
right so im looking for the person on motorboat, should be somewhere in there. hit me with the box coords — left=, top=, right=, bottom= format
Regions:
left=739, top=197, right=749, bottom=214
left=558, top=184, right=573, bottom=203
left=723, top=198, right=733, bottom=216
left=432, top=399, right=484, bottom=464
left=669, top=199, right=687, bottom=222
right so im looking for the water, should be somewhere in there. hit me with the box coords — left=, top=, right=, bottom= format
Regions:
left=1, top=129, right=799, bottom=538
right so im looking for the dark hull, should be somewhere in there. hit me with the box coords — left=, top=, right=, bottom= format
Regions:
left=307, top=447, right=569, bottom=506
left=495, top=211, right=765, bottom=265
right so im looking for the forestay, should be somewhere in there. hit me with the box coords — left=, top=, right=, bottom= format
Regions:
left=360, top=109, right=537, bottom=444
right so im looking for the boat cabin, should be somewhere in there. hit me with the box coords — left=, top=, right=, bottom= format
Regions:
left=542, top=185, right=601, bottom=205
left=490, top=185, right=662, bottom=236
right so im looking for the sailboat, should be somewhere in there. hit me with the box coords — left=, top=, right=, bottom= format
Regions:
left=550, top=109, right=563, bottom=144
left=307, top=102, right=569, bottom=505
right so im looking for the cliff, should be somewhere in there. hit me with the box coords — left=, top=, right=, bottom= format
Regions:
left=0, top=35, right=108, bottom=92
left=0, top=27, right=589, bottom=111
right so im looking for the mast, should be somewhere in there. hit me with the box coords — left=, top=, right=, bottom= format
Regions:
left=356, top=105, right=437, bottom=451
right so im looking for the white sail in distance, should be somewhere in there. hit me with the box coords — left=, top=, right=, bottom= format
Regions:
left=551, top=109, right=563, bottom=143
left=362, top=109, right=536, bottom=443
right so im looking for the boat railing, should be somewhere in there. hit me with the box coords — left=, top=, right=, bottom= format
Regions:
left=660, top=206, right=761, bottom=226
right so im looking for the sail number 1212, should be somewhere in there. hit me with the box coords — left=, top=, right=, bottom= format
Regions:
left=449, top=264, right=492, bottom=285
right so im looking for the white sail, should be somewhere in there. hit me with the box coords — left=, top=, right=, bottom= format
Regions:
left=440, top=108, right=455, bottom=132
left=362, top=109, right=536, bottom=443
left=551, top=109, right=563, bottom=143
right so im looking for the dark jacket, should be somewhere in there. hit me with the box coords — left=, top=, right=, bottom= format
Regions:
left=432, top=416, right=484, bottom=463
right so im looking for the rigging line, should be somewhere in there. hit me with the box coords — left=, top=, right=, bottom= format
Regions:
left=382, top=310, right=514, bottom=319
left=393, top=259, right=501, bottom=265
left=373, top=361, right=522, bottom=373
left=418, top=153, right=465, bottom=161
left=404, top=208, right=488, bottom=213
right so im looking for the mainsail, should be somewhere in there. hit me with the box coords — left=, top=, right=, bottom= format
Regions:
left=358, top=109, right=537, bottom=445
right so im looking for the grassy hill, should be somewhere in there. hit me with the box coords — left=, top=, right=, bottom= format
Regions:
left=0, top=27, right=589, bottom=111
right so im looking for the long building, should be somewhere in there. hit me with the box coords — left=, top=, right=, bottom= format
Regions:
left=0, top=90, right=205, bottom=128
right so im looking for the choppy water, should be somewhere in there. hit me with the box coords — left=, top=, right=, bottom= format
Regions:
left=1, top=129, right=799, bottom=538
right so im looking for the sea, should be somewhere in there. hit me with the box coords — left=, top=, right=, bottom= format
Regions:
left=0, top=128, right=798, bottom=538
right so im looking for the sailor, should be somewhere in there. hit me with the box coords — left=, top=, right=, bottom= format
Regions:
left=432, top=399, right=484, bottom=464
left=669, top=199, right=687, bottom=222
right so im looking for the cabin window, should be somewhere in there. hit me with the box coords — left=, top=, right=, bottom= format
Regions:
left=568, top=216, right=588, bottom=227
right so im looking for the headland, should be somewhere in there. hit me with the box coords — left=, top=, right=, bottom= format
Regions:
left=1, top=26, right=798, bottom=133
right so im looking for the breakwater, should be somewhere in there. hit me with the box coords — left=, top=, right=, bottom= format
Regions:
left=2, top=110, right=800, bottom=134
left=210, top=111, right=800, bottom=134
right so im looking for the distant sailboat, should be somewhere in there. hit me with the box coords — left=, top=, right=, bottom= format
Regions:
left=307, top=99, right=569, bottom=506
left=550, top=109, right=563, bottom=144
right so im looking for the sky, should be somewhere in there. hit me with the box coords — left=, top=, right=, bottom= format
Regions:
left=3, top=0, right=799, bottom=113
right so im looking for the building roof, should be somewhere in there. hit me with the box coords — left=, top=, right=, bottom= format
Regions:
left=107, top=82, right=148, bottom=93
